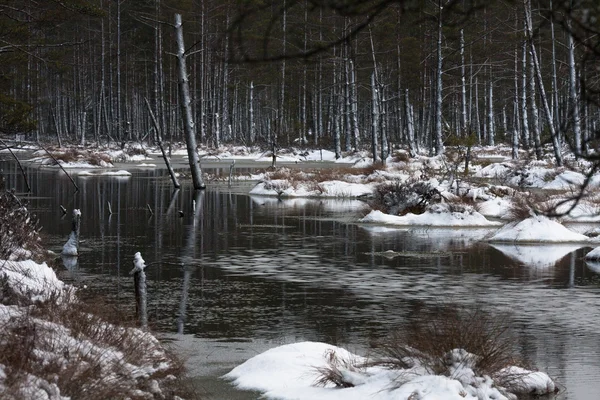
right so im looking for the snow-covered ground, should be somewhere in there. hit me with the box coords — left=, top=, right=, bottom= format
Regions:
left=224, top=341, right=556, bottom=400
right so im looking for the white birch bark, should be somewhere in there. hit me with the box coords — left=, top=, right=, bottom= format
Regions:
left=524, top=0, right=562, bottom=166
left=435, top=0, right=445, bottom=155
left=174, top=14, right=205, bottom=190
left=371, top=72, right=379, bottom=162
left=568, top=20, right=582, bottom=155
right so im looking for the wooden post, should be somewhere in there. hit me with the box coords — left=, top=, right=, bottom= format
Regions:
left=130, top=252, right=147, bottom=329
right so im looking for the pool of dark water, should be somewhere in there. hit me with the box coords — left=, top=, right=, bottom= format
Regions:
left=2, top=156, right=599, bottom=399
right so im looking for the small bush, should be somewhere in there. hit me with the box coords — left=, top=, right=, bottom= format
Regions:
left=377, top=305, right=521, bottom=378
left=0, top=184, right=42, bottom=260
left=371, top=180, right=440, bottom=216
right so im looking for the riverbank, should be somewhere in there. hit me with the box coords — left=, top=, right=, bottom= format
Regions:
left=0, top=182, right=195, bottom=399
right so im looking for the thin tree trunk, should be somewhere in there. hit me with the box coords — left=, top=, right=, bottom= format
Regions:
left=174, top=14, right=205, bottom=190
left=371, top=72, right=379, bottom=162
left=524, top=0, right=562, bottom=166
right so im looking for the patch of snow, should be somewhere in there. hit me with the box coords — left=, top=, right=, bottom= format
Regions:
left=360, top=205, right=501, bottom=228
left=584, top=246, right=600, bottom=260
left=78, top=170, right=132, bottom=177
left=543, top=170, right=586, bottom=190
left=496, top=366, right=556, bottom=395
left=0, top=259, right=65, bottom=302
left=225, top=342, right=554, bottom=400
left=478, top=198, right=512, bottom=219
left=487, top=215, right=594, bottom=243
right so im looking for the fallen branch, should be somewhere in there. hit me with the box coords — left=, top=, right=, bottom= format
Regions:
left=144, top=97, right=181, bottom=189
left=0, top=139, right=31, bottom=193
left=40, top=145, right=79, bottom=192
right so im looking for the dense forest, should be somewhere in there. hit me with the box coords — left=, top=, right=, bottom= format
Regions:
left=0, top=0, right=599, bottom=165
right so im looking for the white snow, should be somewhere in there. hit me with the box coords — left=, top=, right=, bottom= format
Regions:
left=360, top=206, right=501, bottom=228
left=225, top=341, right=555, bottom=400
left=584, top=246, right=600, bottom=260
left=0, top=259, right=65, bottom=302
left=250, top=179, right=373, bottom=198
left=487, top=215, right=594, bottom=243
left=78, top=169, right=132, bottom=176
left=129, top=251, right=147, bottom=275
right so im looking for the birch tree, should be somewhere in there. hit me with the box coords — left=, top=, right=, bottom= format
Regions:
left=174, top=13, right=205, bottom=190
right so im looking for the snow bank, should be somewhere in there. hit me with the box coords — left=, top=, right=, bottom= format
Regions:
left=78, top=170, right=132, bottom=176
left=487, top=215, right=594, bottom=243
left=225, top=342, right=555, bottom=400
left=250, top=179, right=373, bottom=198
left=0, top=259, right=65, bottom=302
left=585, top=246, right=600, bottom=260
left=360, top=205, right=501, bottom=228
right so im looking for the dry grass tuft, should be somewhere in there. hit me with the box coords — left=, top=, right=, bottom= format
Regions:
left=371, top=180, right=440, bottom=216
left=0, top=293, right=193, bottom=400
left=376, top=305, right=521, bottom=378
left=51, top=148, right=112, bottom=166
left=0, top=182, right=43, bottom=261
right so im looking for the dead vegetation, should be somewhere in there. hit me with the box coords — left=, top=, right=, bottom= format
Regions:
left=314, top=305, right=548, bottom=397
left=47, top=147, right=112, bottom=167
left=0, top=178, right=43, bottom=261
left=0, top=185, right=198, bottom=400
left=0, top=288, right=195, bottom=400
left=370, top=180, right=440, bottom=216
left=376, top=305, right=521, bottom=379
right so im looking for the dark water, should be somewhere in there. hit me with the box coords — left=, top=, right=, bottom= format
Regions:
left=2, top=156, right=600, bottom=400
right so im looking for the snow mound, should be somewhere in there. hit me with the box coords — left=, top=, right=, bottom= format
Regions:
left=488, top=215, right=594, bottom=243
left=250, top=179, right=373, bottom=198
left=585, top=246, right=600, bottom=260
left=360, top=204, right=501, bottom=227
left=225, top=342, right=556, bottom=400
left=78, top=170, right=132, bottom=177
left=0, top=259, right=65, bottom=302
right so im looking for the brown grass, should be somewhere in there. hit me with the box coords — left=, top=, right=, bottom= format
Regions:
left=314, top=304, right=534, bottom=395
left=0, top=292, right=196, bottom=400
left=0, top=185, right=43, bottom=261
left=376, top=305, right=521, bottom=378
left=52, top=148, right=112, bottom=166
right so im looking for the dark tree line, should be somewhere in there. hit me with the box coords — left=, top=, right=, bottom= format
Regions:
left=0, top=0, right=599, bottom=164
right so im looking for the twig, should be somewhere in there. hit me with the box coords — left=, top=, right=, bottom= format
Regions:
left=0, top=139, right=31, bottom=193
left=147, top=203, right=153, bottom=215
left=144, top=97, right=181, bottom=189
left=40, top=145, right=79, bottom=192
left=107, top=201, right=113, bottom=215
left=60, top=205, right=67, bottom=215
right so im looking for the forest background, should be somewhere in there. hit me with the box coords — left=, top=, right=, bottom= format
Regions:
left=1, top=0, right=599, bottom=167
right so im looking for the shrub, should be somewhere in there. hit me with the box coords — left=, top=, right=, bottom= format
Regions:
left=371, top=180, right=440, bottom=216
left=0, top=183, right=42, bottom=260
left=377, top=305, right=520, bottom=378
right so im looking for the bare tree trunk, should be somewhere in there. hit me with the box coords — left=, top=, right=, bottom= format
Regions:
left=488, top=81, right=495, bottom=146
left=434, top=0, right=445, bottom=155
left=144, top=97, right=180, bottom=189
left=568, top=19, right=582, bottom=155
left=350, top=60, right=360, bottom=150
left=405, top=89, right=417, bottom=157
left=521, top=41, right=530, bottom=149
left=460, top=29, right=467, bottom=135
left=371, top=72, right=379, bottom=162
left=524, top=0, right=562, bottom=166
left=174, top=14, right=205, bottom=190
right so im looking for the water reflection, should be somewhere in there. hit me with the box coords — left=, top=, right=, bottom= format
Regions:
left=1, top=159, right=600, bottom=399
